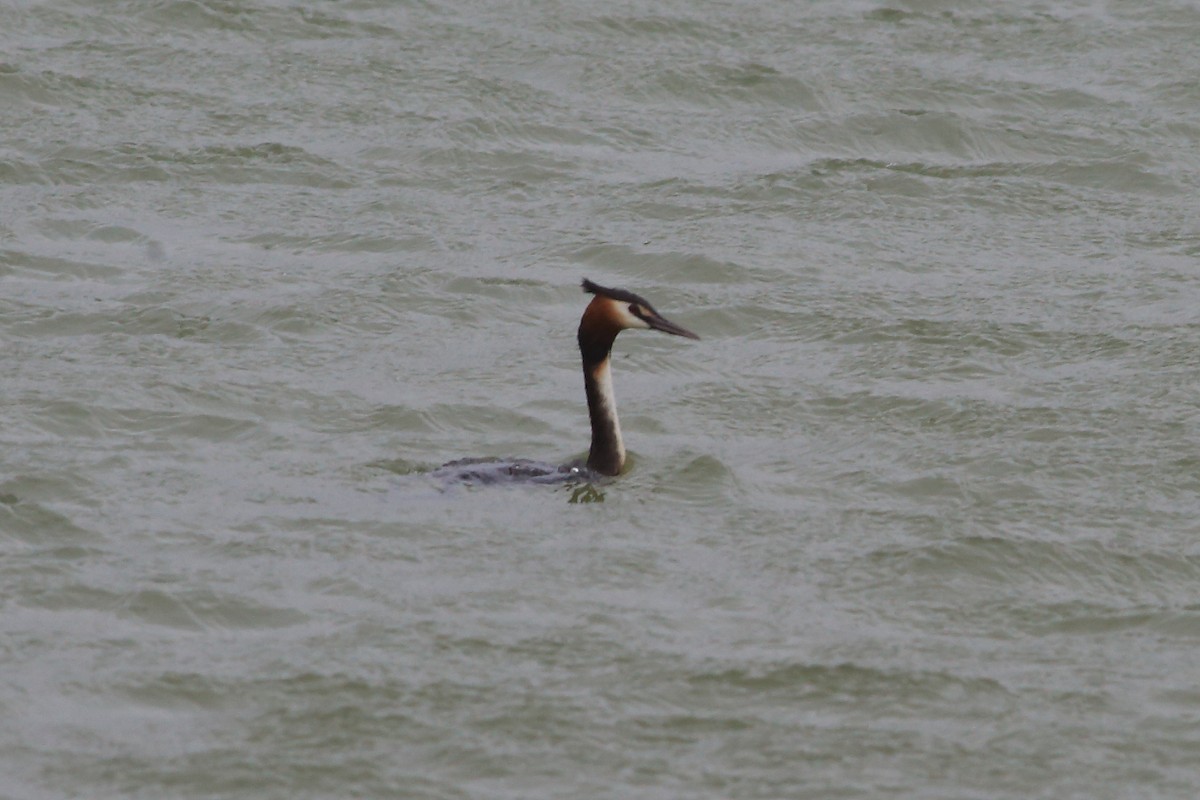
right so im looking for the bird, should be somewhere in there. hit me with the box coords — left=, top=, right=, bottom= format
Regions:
left=433, top=278, right=699, bottom=485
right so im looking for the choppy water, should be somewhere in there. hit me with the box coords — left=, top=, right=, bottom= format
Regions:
left=4, top=1, right=1200, bottom=797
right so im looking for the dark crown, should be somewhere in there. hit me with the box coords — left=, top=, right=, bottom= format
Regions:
left=581, top=278, right=653, bottom=309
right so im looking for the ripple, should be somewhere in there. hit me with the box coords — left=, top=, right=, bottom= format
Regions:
left=851, top=537, right=1200, bottom=636
left=22, top=142, right=355, bottom=189
left=25, top=584, right=310, bottom=632
left=0, top=495, right=96, bottom=547
left=0, top=248, right=125, bottom=280
left=687, top=660, right=1009, bottom=707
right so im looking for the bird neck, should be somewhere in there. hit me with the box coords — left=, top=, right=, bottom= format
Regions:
left=583, top=355, right=625, bottom=476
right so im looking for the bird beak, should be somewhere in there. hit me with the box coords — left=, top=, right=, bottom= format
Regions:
left=646, top=312, right=700, bottom=340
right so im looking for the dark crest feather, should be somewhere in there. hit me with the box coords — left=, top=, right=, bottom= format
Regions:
left=581, top=278, right=652, bottom=309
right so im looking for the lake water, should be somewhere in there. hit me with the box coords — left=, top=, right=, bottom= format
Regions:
left=3, top=1, right=1200, bottom=797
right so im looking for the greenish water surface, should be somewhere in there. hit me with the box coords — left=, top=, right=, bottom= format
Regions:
left=3, top=1, right=1200, bottom=798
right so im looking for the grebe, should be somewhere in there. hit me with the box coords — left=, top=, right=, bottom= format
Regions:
left=434, top=278, right=699, bottom=485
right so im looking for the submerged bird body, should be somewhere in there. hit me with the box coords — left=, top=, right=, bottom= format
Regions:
left=433, top=278, right=698, bottom=485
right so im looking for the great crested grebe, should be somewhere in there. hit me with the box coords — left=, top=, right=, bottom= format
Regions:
left=434, top=278, right=699, bottom=485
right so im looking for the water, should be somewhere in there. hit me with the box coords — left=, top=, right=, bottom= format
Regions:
left=3, top=0, right=1200, bottom=797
